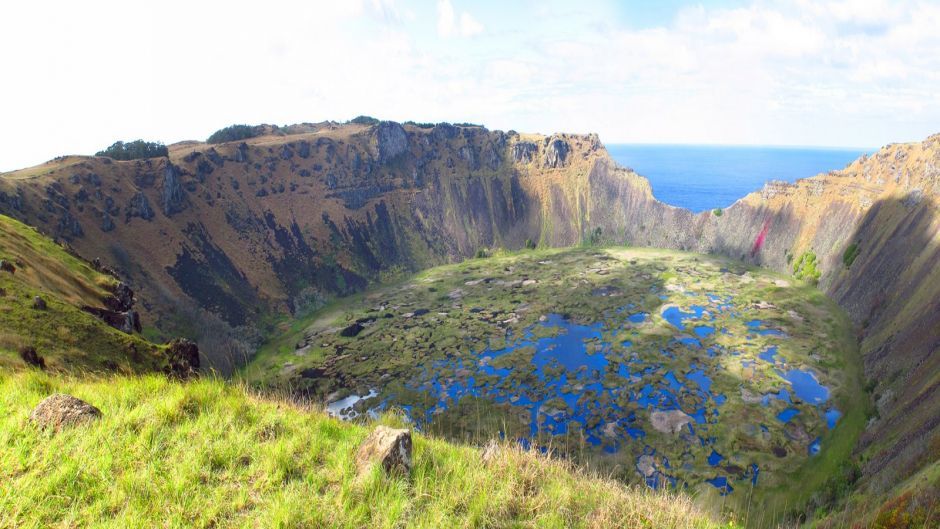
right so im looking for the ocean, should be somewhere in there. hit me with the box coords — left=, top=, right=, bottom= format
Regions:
left=606, top=145, right=870, bottom=213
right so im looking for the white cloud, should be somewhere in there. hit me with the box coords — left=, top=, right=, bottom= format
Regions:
left=0, top=0, right=938, bottom=171
left=437, top=0, right=484, bottom=37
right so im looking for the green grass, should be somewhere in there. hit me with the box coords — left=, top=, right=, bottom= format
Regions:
left=0, top=215, right=116, bottom=307
left=0, top=370, right=733, bottom=529
left=842, top=242, right=860, bottom=269
left=0, top=214, right=165, bottom=373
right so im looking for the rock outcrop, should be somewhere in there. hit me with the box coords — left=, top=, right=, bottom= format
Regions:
left=29, top=394, right=101, bottom=431
left=355, top=425, right=412, bottom=475
left=371, top=121, right=408, bottom=163
left=543, top=136, right=570, bottom=168
left=161, top=163, right=185, bottom=215
left=164, top=338, right=200, bottom=378
left=18, top=346, right=45, bottom=369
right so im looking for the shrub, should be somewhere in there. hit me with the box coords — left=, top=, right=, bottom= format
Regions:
left=95, top=140, right=167, bottom=160
left=842, top=242, right=860, bottom=268
left=349, top=115, right=380, bottom=125
left=524, top=238, right=537, bottom=250
left=583, top=227, right=603, bottom=247
left=712, top=208, right=723, bottom=217
left=475, top=248, right=489, bottom=259
left=207, top=124, right=260, bottom=144
left=404, top=121, right=435, bottom=129
left=793, top=251, right=821, bottom=285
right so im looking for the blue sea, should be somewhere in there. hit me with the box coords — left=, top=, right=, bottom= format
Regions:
left=606, top=145, right=870, bottom=212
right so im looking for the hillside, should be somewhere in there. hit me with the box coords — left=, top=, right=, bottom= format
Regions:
left=0, top=370, right=729, bottom=529
left=0, top=121, right=938, bottom=526
left=0, top=214, right=165, bottom=372
left=0, top=209, right=734, bottom=529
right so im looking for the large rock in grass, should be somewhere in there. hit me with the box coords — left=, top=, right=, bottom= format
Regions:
left=650, top=409, right=693, bottom=434
left=355, top=425, right=412, bottom=475
left=30, top=394, right=101, bottom=431
left=164, top=338, right=200, bottom=378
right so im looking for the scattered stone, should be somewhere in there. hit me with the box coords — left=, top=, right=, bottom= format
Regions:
left=741, top=388, right=763, bottom=404
left=356, top=425, right=412, bottom=475
left=0, top=259, right=15, bottom=274
left=636, top=454, right=657, bottom=477
left=29, top=394, right=101, bottom=431
left=32, top=296, right=47, bottom=310
left=340, top=323, right=364, bottom=338
left=19, top=346, right=45, bottom=369
left=650, top=409, right=693, bottom=434
left=164, top=338, right=200, bottom=378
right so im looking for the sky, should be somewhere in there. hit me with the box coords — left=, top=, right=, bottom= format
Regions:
left=1, top=0, right=939, bottom=171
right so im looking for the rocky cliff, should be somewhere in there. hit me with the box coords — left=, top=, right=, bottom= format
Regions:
left=1, top=122, right=937, bottom=502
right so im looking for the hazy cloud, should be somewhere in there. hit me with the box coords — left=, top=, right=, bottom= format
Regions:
left=0, top=0, right=937, bottom=171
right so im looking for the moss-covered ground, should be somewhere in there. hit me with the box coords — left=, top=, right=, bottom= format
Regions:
left=247, top=246, right=868, bottom=527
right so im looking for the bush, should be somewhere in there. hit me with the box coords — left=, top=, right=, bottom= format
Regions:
left=404, top=121, right=435, bottom=129
left=842, top=242, right=860, bottom=268
left=793, top=251, right=821, bottom=284
left=207, top=124, right=260, bottom=144
left=524, top=238, right=537, bottom=250
left=712, top=208, right=723, bottom=217
left=95, top=140, right=167, bottom=160
left=349, top=115, right=380, bottom=125
left=475, top=248, right=489, bottom=259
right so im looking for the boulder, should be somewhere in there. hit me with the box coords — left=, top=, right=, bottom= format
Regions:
left=355, top=425, right=412, bottom=475
left=650, top=409, right=693, bottom=434
left=29, top=394, right=101, bottom=431
left=32, top=296, right=47, bottom=310
left=18, top=346, right=45, bottom=369
left=636, top=454, right=657, bottom=477
left=164, top=338, right=200, bottom=378
left=0, top=259, right=14, bottom=274
left=340, top=323, right=364, bottom=338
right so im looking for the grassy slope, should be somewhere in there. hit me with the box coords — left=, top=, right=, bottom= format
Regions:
left=0, top=370, right=731, bottom=529
left=0, top=215, right=164, bottom=372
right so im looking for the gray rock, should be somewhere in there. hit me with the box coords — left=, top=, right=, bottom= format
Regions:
left=355, top=425, right=412, bottom=475
left=32, top=296, right=47, bottom=310
left=543, top=136, right=570, bottom=168
left=29, top=394, right=101, bottom=431
left=165, top=338, right=200, bottom=379
left=101, top=213, right=115, bottom=232
left=511, top=141, right=538, bottom=164
left=126, top=192, right=155, bottom=221
left=372, top=121, right=408, bottom=162
left=161, top=163, right=186, bottom=215
left=650, top=409, right=693, bottom=434
left=234, top=142, right=249, bottom=163
left=636, top=454, right=657, bottom=477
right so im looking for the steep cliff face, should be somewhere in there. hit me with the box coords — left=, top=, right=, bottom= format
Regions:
left=1, top=123, right=937, bottom=499
left=582, top=137, right=940, bottom=498
left=0, top=123, right=603, bottom=371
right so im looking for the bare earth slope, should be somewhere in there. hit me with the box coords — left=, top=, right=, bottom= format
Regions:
left=0, top=123, right=937, bottom=511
